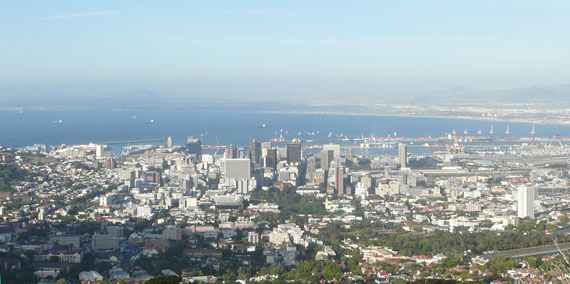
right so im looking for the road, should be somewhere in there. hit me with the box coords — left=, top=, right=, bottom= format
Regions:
left=482, top=242, right=570, bottom=259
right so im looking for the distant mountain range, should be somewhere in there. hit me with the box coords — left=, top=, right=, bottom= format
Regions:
left=1, top=83, right=569, bottom=109
left=406, top=84, right=570, bottom=105
left=269, top=84, right=570, bottom=106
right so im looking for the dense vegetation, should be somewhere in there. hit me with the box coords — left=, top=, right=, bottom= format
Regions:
left=145, top=275, right=182, bottom=284
left=318, top=220, right=570, bottom=257
left=0, top=163, right=28, bottom=191
left=250, top=187, right=327, bottom=224
left=136, top=244, right=196, bottom=276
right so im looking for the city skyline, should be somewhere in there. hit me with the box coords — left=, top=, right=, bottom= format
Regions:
left=2, top=2, right=570, bottom=283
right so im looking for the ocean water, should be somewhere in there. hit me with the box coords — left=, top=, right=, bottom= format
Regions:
left=1, top=110, right=569, bottom=154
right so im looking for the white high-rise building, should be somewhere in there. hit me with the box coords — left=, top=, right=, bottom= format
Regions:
left=167, top=136, right=173, bottom=148
left=95, top=144, right=111, bottom=159
left=323, top=144, right=341, bottom=157
left=517, top=186, right=534, bottom=219
left=223, top=158, right=251, bottom=181
left=398, top=143, right=407, bottom=169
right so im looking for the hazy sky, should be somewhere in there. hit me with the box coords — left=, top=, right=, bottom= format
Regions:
left=1, top=1, right=570, bottom=100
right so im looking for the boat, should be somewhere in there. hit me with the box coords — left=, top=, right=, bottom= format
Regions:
left=423, top=143, right=446, bottom=149
left=258, top=123, right=266, bottom=128
left=51, top=120, right=63, bottom=124
left=132, top=115, right=137, bottom=119
left=147, top=119, right=154, bottom=124
left=270, top=137, right=286, bottom=143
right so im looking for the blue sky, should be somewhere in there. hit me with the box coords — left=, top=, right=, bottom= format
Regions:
left=1, top=1, right=570, bottom=100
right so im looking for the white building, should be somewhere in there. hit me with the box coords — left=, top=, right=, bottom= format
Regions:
left=398, top=143, right=408, bottom=169
left=517, top=186, right=534, bottom=219
left=179, top=197, right=198, bottom=209
left=355, top=182, right=368, bottom=199
left=322, top=144, right=341, bottom=157
left=79, top=271, right=104, bottom=282
left=137, top=205, right=153, bottom=218
left=223, top=158, right=251, bottom=182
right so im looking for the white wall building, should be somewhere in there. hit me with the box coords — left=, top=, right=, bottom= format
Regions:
left=517, top=186, right=534, bottom=219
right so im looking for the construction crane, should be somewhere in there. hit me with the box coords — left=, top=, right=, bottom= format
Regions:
left=215, top=137, right=221, bottom=156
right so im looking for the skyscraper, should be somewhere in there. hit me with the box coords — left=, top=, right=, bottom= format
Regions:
left=306, top=156, right=316, bottom=173
left=224, top=158, right=251, bottom=180
left=95, top=144, right=110, bottom=159
left=167, top=136, right=173, bottom=148
left=186, top=137, right=202, bottom=159
left=264, top=148, right=277, bottom=169
left=225, top=145, right=238, bottom=159
left=287, top=143, right=302, bottom=165
left=320, top=149, right=334, bottom=171
left=249, top=139, right=262, bottom=168
left=398, top=143, right=408, bottom=169
left=345, top=147, right=353, bottom=161
left=517, top=186, right=534, bottom=219
left=323, top=144, right=341, bottom=157
left=261, top=141, right=272, bottom=157
left=334, top=166, right=344, bottom=195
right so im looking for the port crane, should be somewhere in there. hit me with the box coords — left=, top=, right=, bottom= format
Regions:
left=215, top=137, right=221, bottom=156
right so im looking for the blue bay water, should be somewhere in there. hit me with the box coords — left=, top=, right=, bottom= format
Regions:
left=1, top=110, right=570, bottom=154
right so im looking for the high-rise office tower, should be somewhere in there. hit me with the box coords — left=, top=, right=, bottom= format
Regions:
left=320, top=149, right=334, bottom=171
left=224, top=158, right=251, bottom=180
left=264, top=148, right=277, bottom=169
left=398, top=143, right=408, bottom=169
left=334, top=166, right=344, bottom=195
left=249, top=139, right=262, bottom=168
left=400, top=170, right=409, bottom=185
left=96, top=144, right=111, bottom=159
left=286, top=143, right=302, bottom=165
left=345, top=147, right=353, bottom=161
left=517, top=186, right=534, bottom=219
left=225, top=145, right=238, bottom=159
left=167, top=136, right=173, bottom=148
left=261, top=142, right=272, bottom=157
left=323, top=144, right=341, bottom=157
left=306, top=156, right=316, bottom=173
left=186, top=137, right=202, bottom=159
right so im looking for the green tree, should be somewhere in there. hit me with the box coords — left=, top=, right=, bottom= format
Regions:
left=144, top=275, right=181, bottom=284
